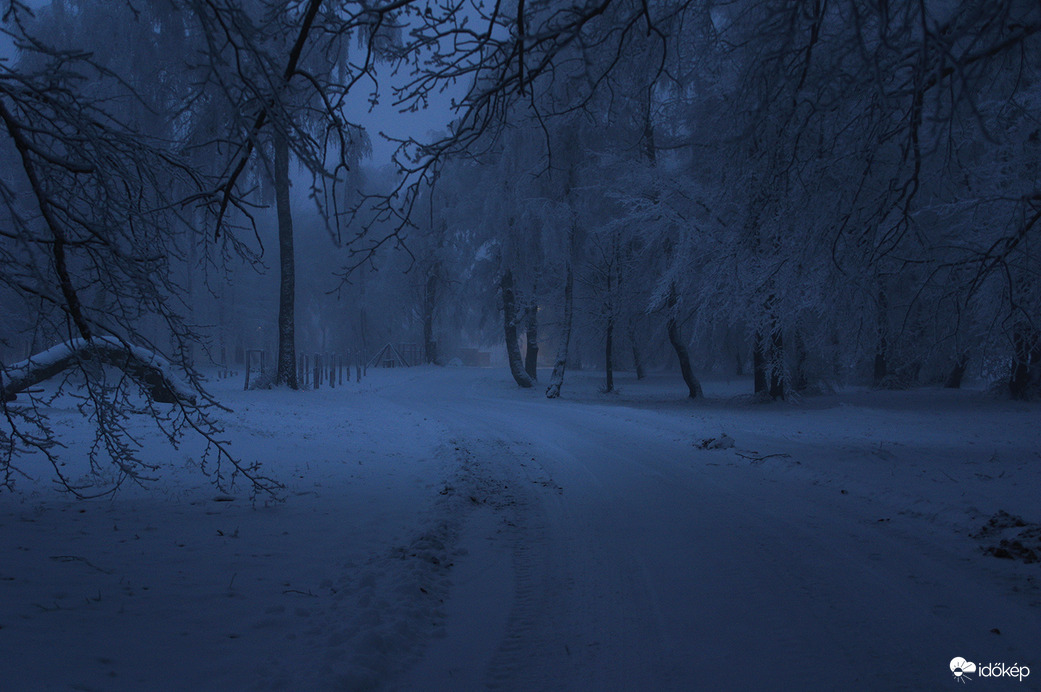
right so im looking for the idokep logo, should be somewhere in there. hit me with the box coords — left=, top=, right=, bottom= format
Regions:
left=950, top=657, right=1031, bottom=683
left=951, top=658, right=977, bottom=683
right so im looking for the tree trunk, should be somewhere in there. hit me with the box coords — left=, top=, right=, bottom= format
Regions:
left=793, top=330, right=808, bottom=392
left=524, top=299, right=539, bottom=381
left=1009, top=328, right=1041, bottom=400
left=604, top=269, right=614, bottom=392
left=873, top=351, right=888, bottom=387
left=753, top=334, right=768, bottom=395
left=273, top=133, right=298, bottom=389
left=359, top=306, right=368, bottom=365
left=629, top=320, right=645, bottom=380
left=184, top=216, right=198, bottom=368
left=546, top=259, right=574, bottom=399
left=873, top=289, right=888, bottom=387
left=666, top=285, right=702, bottom=399
left=944, top=352, right=968, bottom=389
left=754, top=320, right=785, bottom=400
left=423, top=271, right=438, bottom=364
left=769, top=328, right=785, bottom=400
left=501, top=269, right=533, bottom=388
left=667, top=316, right=702, bottom=399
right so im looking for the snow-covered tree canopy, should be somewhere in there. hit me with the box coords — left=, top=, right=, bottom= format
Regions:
left=2, top=0, right=1040, bottom=495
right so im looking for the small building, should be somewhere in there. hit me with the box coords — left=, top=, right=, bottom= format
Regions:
left=367, top=343, right=412, bottom=368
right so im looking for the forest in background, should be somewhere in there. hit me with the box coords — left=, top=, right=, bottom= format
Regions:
left=1, top=0, right=1039, bottom=493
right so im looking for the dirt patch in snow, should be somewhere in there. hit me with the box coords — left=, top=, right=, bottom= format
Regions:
left=972, top=510, right=1041, bottom=564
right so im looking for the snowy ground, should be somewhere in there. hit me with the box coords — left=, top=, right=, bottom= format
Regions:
left=1, top=366, right=1039, bottom=690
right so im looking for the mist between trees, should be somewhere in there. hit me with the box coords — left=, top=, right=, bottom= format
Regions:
left=0, top=0, right=1039, bottom=495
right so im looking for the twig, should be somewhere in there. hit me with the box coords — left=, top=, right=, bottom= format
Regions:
left=735, top=452, right=792, bottom=462
left=49, top=555, right=111, bottom=574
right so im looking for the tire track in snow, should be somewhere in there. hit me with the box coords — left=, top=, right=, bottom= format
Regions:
left=483, top=448, right=557, bottom=691
left=378, top=381, right=688, bottom=690
left=418, top=432, right=560, bottom=691
left=383, top=396, right=568, bottom=691
left=381, top=433, right=536, bottom=692
left=290, top=430, right=506, bottom=690
left=426, top=414, right=679, bottom=690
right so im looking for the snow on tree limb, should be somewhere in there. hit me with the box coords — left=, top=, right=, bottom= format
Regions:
left=2, top=337, right=197, bottom=406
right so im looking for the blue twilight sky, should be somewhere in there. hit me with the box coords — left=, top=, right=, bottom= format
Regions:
left=342, top=69, right=461, bottom=168
left=0, top=1, right=462, bottom=168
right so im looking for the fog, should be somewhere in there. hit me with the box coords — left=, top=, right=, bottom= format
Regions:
left=1, top=1, right=1039, bottom=689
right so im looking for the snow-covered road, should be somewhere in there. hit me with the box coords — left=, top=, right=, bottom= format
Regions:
left=2, top=367, right=1039, bottom=690
left=383, top=370, right=1041, bottom=691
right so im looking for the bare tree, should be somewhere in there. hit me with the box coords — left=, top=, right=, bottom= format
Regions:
left=0, top=0, right=280, bottom=495
left=545, top=225, right=576, bottom=399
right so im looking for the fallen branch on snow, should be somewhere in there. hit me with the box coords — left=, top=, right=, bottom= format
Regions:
left=735, top=452, right=792, bottom=463
left=2, top=336, right=195, bottom=405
